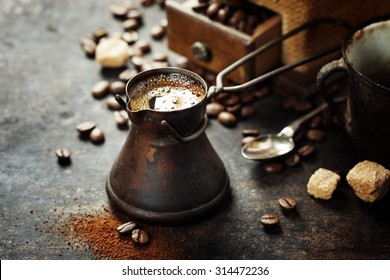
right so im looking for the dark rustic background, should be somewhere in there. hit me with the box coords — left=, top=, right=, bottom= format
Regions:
left=1, top=0, right=389, bottom=259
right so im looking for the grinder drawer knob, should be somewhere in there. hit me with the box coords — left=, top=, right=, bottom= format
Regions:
left=191, top=41, right=212, bottom=62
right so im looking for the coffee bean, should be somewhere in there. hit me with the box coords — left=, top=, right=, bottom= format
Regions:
left=283, top=153, right=300, bottom=167
left=91, top=80, right=110, bottom=98
left=293, top=99, right=312, bottom=112
left=119, top=68, right=137, bottom=82
left=121, top=31, right=139, bottom=45
left=216, top=7, right=229, bottom=23
left=110, top=81, right=126, bottom=95
left=122, top=18, right=139, bottom=31
left=109, top=3, right=128, bottom=18
left=310, top=115, right=323, bottom=128
left=150, top=25, right=165, bottom=40
left=117, top=221, right=136, bottom=235
left=226, top=104, right=241, bottom=115
left=306, top=129, right=326, bottom=142
left=263, top=162, right=283, bottom=173
left=206, top=103, right=224, bottom=118
left=76, top=121, right=96, bottom=136
left=192, top=3, right=209, bottom=13
left=239, top=91, right=255, bottom=104
left=131, top=229, right=149, bottom=245
left=217, top=111, right=237, bottom=127
left=260, top=214, right=280, bottom=228
left=153, top=52, right=168, bottom=62
left=80, top=34, right=96, bottom=57
left=92, top=27, right=108, bottom=42
left=254, top=86, right=269, bottom=98
left=241, top=136, right=256, bottom=146
left=126, top=9, right=143, bottom=23
left=128, top=46, right=143, bottom=57
left=89, top=128, right=105, bottom=144
left=278, top=198, right=297, bottom=210
left=131, top=56, right=144, bottom=71
left=114, top=110, right=129, bottom=127
left=141, top=0, right=154, bottom=7
left=223, top=94, right=240, bottom=106
left=240, top=105, right=256, bottom=119
left=55, top=148, right=71, bottom=165
left=241, top=129, right=260, bottom=137
left=106, top=96, right=123, bottom=111
left=151, top=61, right=169, bottom=69
left=134, top=40, right=151, bottom=53
left=206, top=3, right=221, bottom=18
left=297, top=144, right=315, bottom=157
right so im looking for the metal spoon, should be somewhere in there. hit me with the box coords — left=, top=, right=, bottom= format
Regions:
left=241, top=97, right=345, bottom=160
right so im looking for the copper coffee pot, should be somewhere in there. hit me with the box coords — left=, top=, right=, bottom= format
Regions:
left=106, top=18, right=350, bottom=225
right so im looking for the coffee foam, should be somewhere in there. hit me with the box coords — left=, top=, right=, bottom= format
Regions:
left=129, top=73, right=205, bottom=112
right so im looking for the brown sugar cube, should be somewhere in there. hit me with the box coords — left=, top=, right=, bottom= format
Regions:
left=307, top=168, right=341, bottom=200
left=346, top=160, right=390, bottom=203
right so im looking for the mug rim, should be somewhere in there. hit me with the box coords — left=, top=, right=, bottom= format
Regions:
left=342, top=14, right=390, bottom=91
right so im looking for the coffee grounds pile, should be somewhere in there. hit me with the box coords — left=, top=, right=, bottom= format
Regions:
left=45, top=206, right=187, bottom=260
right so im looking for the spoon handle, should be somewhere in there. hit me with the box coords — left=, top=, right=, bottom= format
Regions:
left=278, top=96, right=346, bottom=137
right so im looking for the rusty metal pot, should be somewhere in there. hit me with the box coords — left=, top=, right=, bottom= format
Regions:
left=106, top=18, right=350, bottom=225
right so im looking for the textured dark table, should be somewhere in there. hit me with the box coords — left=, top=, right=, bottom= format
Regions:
left=1, top=0, right=389, bottom=260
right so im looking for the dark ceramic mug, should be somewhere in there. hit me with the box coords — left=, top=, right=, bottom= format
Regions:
left=317, top=15, right=390, bottom=165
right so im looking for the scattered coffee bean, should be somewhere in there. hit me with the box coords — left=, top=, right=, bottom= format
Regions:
left=297, top=144, right=315, bottom=157
left=117, top=221, right=136, bottom=235
left=217, top=111, right=237, bottom=127
left=119, top=68, right=137, bottom=82
left=122, top=18, right=139, bottom=31
left=293, top=99, right=312, bottom=112
left=226, top=103, right=241, bottom=115
left=306, top=129, right=326, bottom=142
left=239, top=91, right=255, bottom=104
left=121, top=31, right=139, bottom=45
left=55, top=148, right=71, bottom=165
left=92, top=27, right=108, bottom=42
left=131, top=55, right=144, bottom=70
left=141, top=0, right=154, bottom=7
left=254, top=86, right=269, bottom=98
left=91, top=80, right=110, bottom=98
left=128, top=46, right=143, bottom=57
left=241, top=136, right=256, bottom=146
left=153, top=52, right=168, bottom=62
left=241, top=129, right=260, bottom=137
left=283, top=153, right=300, bottom=167
left=114, top=110, right=129, bottom=127
left=223, top=94, right=240, bottom=106
left=240, top=105, right=256, bottom=119
left=109, top=3, right=129, bottom=18
left=278, top=198, right=297, bottom=210
left=109, top=81, right=126, bottom=95
left=134, top=40, right=151, bottom=53
left=126, top=9, right=143, bottom=23
left=206, top=2, right=221, bottom=18
left=150, top=25, right=165, bottom=40
left=310, top=115, right=323, bottom=128
left=106, top=96, right=123, bottom=111
left=260, top=214, right=280, bottom=228
left=76, top=121, right=96, bottom=136
left=89, top=128, right=105, bottom=144
left=131, top=229, right=149, bottom=245
left=263, top=162, right=283, bottom=173
left=206, top=103, right=224, bottom=118
left=80, top=34, right=96, bottom=57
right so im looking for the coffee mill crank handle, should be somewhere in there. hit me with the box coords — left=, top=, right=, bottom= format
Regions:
left=207, top=17, right=351, bottom=99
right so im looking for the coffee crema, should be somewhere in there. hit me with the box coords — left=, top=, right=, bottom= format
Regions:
left=129, top=73, right=205, bottom=112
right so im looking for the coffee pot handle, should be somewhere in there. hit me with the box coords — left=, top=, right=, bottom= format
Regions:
left=161, top=115, right=208, bottom=143
left=316, top=58, right=347, bottom=126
